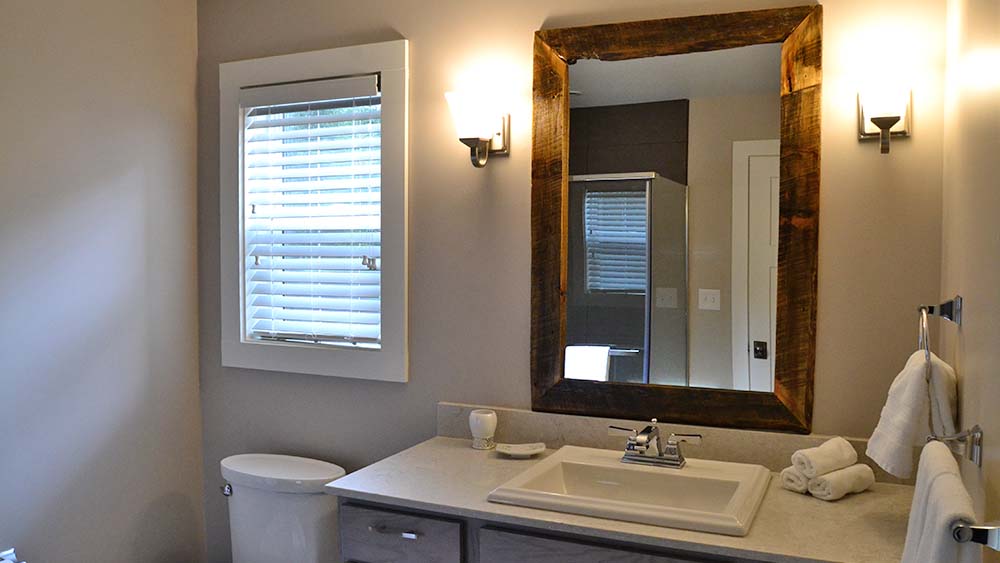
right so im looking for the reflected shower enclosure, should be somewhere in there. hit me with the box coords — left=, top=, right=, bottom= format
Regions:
left=565, top=173, right=688, bottom=385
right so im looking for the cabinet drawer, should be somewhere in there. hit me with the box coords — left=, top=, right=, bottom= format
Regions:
left=340, top=503, right=463, bottom=563
left=479, top=527, right=735, bottom=563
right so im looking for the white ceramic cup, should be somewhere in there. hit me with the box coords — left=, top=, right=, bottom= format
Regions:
left=469, top=409, right=498, bottom=450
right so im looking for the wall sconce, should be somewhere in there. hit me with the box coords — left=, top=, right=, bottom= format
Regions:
left=857, top=89, right=911, bottom=154
left=445, top=91, right=510, bottom=168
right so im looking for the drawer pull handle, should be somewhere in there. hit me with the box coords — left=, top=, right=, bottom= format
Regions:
left=368, top=524, right=421, bottom=540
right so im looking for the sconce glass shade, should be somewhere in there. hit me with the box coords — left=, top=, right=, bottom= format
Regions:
left=857, top=89, right=911, bottom=154
left=445, top=91, right=499, bottom=141
left=859, top=89, right=908, bottom=121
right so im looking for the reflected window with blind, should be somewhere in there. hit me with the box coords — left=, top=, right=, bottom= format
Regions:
left=240, top=73, right=383, bottom=349
left=583, top=187, right=648, bottom=294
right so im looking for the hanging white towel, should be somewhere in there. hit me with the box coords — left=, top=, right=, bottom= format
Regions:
left=866, top=350, right=958, bottom=478
left=902, top=441, right=976, bottom=563
left=807, top=464, right=875, bottom=501
left=780, top=465, right=809, bottom=493
left=791, top=436, right=857, bottom=479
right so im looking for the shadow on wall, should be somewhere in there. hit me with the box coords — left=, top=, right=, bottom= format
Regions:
left=1, top=156, right=203, bottom=560
left=129, top=493, right=204, bottom=563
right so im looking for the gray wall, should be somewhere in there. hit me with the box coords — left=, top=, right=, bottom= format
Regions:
left=197, top=0, right=947, bottom=559
left=0, top=1, right=204, bottom=561
left=940, top=0, right=1000, bottom=537
left=687, top=93, right=780, bottom=389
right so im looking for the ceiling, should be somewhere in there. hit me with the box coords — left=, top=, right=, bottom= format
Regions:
left=569, top=43, right=782, bottom=108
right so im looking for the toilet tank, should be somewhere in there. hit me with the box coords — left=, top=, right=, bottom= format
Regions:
left=222, top=454, right=346, bottom=563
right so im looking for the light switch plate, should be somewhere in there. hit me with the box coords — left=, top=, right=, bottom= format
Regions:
left=655, top=287, right=678, bottom=309
left=698, top=289, right=721, bottom=311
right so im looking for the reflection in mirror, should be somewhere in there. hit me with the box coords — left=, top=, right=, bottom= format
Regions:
left=563, top=44, right=781, bottom=392
left=565, top=174, right=687, bottom=385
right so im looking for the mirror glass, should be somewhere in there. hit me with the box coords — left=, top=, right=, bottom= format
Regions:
left=563, top=43, right=782, bottom=392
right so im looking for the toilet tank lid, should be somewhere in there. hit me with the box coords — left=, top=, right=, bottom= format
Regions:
left=221, top=454, right=346, bottom=494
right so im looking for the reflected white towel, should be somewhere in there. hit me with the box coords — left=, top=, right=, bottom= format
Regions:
left=791, top=436, right=857, bottom=479
left=781, top=466, right=809, bottom=493
left=807, top=464, right=875, bottom=501
left=563, top=345, right=611, bottom=381
left=902, top=441, right=976, bottom=563
left=867, top=351, right=958, bottom=478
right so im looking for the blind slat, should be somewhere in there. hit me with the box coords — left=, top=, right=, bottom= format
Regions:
left=251, top=256, right=377, bottom=271
left=250, top=294, right=381, bottom=311
left=248, top=231, right=381, bottom=245
left=249, top=319, right=380, bottom=340
left=249, top=270, right=379, bottom=284
left=246, top=216, right=379, bottom=231
left=245, top=151, right=381, bottom=168
left=251, top=308, right=380, bottom=325
left=245, top=179, right=380, bottom=194
left=245, top=164, right=380, bottom=180
left=249, top=203, right=379, bottom=219
left=246, top=107, right=380, bottom=129
left=246, top=123, right=380, bottom=143
left=249, top=282, right=380, bottom=299
left=247, top=137, right=380, bottom=155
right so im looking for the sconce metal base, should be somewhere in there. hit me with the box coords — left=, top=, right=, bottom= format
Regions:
left=857, top=92, right=911, bottom=155
left=459, top=114, right=510, bottom=168
left=871, top=115, right=901, bottom=154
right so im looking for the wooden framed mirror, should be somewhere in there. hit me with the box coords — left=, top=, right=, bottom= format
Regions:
left=531, top=6, right=822, bottom=433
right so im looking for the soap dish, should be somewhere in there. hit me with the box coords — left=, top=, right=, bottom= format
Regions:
left=496, top=443, right=546, bottom=459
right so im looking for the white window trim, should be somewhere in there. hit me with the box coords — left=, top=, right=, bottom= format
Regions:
left=219, top=40, right=408, bottom=382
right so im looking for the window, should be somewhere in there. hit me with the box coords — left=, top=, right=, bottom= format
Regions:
left=583, top=188, right=647, bottom=293
left=220, top=41, right=408, bottom=381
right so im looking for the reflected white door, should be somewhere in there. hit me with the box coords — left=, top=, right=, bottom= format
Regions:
left=731, top=140, right=779, bottom=392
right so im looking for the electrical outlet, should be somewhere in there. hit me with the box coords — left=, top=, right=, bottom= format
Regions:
left=698, top=289, right=721, bottom=311
left=655, top=287, right=678, bottom=309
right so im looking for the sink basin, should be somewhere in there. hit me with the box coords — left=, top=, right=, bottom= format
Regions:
left=487, top=445, right=771, bottom=536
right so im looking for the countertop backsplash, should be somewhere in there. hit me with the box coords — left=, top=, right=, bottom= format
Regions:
left=437, top=402, right=916, bottom=485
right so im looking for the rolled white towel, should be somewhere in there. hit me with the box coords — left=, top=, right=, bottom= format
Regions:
left=807, top=464, right=875, bottom=501
left=792, top=436, right=857, bottom=479
left=780, top=465, right=809, bottom=493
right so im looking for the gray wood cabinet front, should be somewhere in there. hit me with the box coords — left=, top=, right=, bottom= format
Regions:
left=340, top=503, right=463, bottom=563
left=478, top=527, right=740, bottom=563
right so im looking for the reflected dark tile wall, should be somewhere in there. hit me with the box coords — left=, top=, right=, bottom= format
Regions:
left=569, top=99, right=688, bottom=183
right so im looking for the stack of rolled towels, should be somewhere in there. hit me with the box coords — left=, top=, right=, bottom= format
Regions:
left=781, top=436, right=875, bottom=501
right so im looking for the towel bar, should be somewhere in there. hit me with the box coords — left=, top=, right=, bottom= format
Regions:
left=927, top=425, right=983, bottom=467
left=953, top=522, right=1000, bottom=551
left=919, top=295, right=963, bottom=326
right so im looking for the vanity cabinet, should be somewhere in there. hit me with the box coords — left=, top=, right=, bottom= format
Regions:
left=339, top=501, right=757, bottom=563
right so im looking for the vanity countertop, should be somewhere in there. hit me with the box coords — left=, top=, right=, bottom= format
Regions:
left=326, top=437, right=913, bottom=563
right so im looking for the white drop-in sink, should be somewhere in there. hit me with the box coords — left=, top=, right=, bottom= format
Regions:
left=487, top=445, right=771, bottom=536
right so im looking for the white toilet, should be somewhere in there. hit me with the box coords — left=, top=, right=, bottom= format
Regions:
left=221, top=453, right=346, bottom=563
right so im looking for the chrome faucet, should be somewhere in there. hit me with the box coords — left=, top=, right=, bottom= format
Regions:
left=608, top=419, right=702, bottom=469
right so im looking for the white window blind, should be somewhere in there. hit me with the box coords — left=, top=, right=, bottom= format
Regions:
left=584, top=189, right=647, bottom=293
left=241, top=74, right=383, bottom=349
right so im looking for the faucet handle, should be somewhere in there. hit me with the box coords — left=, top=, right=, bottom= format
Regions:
left=668, top=433, right=703, bottom=446
left=608, top=425, right=638, bottom=437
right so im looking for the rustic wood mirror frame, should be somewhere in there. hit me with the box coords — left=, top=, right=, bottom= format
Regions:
left=531, top=6, right=822, bottom=433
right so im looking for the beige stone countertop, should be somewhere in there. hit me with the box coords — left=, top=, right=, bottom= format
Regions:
left=325, top=437, right=913, bottom=563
